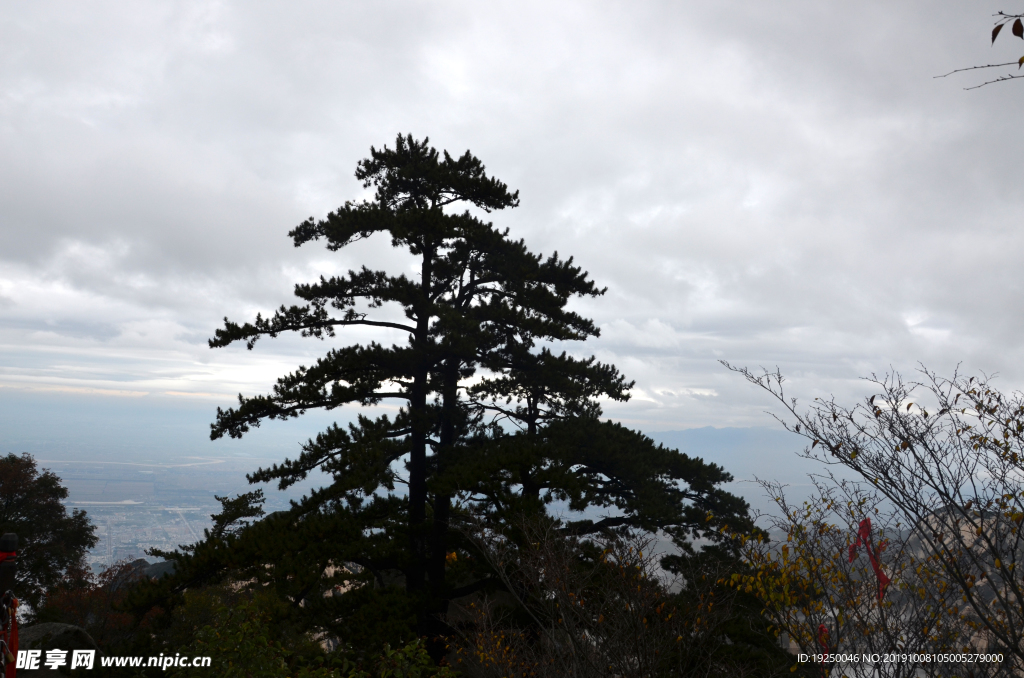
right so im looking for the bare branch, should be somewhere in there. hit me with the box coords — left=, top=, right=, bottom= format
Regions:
left=934, top=61, right=1020, bottom=78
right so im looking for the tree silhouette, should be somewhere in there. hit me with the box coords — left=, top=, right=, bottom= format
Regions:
left=144, top=136, right=752, bottom=656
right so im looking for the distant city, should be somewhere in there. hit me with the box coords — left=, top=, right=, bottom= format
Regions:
left=44, top=456, right=327, bottom=573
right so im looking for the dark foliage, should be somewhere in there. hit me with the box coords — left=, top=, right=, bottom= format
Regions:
left=0, top=453, right=97, bottom=616
left=36, top=558, right=157, bottom=654
left=453, top=518, right=792, bottom=677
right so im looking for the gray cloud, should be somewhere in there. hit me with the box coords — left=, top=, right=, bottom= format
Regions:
left=2, top=1, right=1023, bottom=434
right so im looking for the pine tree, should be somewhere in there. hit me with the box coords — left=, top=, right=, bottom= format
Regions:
left=143, top=136, right=753, bottom=654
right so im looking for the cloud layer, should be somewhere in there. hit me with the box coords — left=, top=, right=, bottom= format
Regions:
left=3, top=1, right=1024, bottom=435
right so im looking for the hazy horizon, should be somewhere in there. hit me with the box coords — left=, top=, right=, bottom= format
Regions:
left=0, top=383, right=829, bottom=523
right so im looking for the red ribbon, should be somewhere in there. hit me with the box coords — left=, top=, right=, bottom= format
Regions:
left=848, top=518, right=890, bottom=601
left=817, top=623, right=830, bottom=653
left=0, top=554, right=14, bottom=565
left=816, top=624, right=830, bottom=677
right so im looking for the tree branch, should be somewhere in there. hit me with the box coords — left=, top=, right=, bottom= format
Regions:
left=934, top=61, right=1019, bottom=78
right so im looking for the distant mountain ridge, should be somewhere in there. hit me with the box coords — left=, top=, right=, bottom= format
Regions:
left=644, top=426, right=836, bottom=518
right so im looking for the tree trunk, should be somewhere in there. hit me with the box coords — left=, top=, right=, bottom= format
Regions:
left=407, top=247, right=433, bottom=595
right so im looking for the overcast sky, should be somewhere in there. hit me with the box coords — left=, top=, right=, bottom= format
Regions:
left=3, top=1, right=1024, bottom=454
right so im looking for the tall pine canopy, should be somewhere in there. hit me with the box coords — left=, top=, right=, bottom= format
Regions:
left=147, top=136, right=752, bottom=652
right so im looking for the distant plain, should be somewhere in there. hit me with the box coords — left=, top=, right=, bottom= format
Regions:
left=0, top=386, right=837, bottom=568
